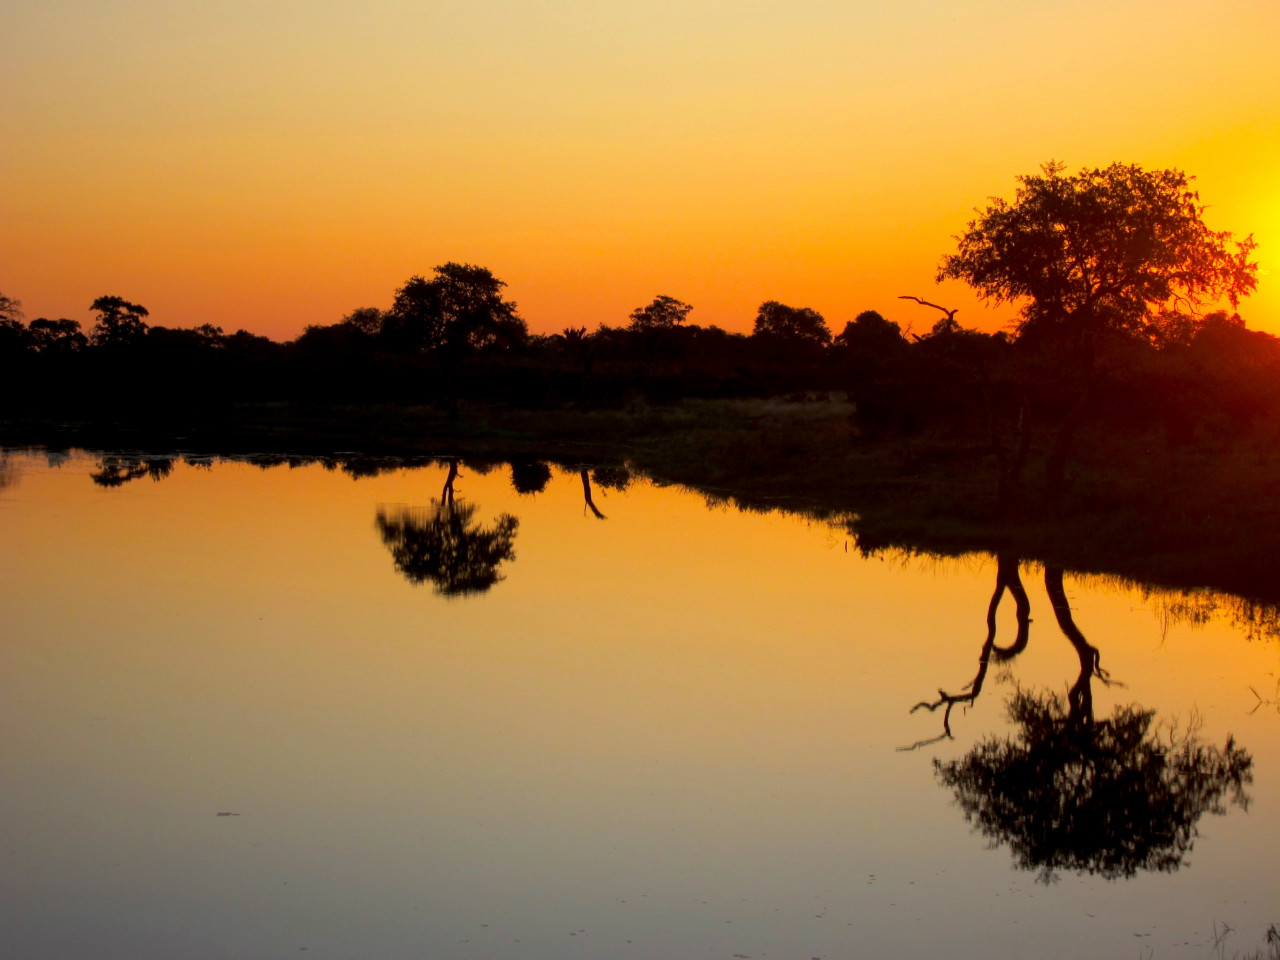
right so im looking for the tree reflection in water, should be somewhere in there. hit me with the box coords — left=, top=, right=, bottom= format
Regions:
left=910, top=560, right=1254, bottom=882
left=375, top=460, right=518, bottom=597
left=509, top=461, right=552, bottom=496
left=937, top=688, right=1252, bottom=882
left=90, top=454, right=175, bottom=487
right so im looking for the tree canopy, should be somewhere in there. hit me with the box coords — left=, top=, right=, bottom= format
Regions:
left=936, top=689, right=1252, bottom=883
left=89, top=296, right=150, bottom=348
left=939, top=162, right=1257, bottom=347
left=0, top=294, right=21, bottom=325
left=29, top=318, right=88, bottom=353
left=384, top=263, right=526, bottom=354
left=628, top=295, right=692, bottom=331
left=376, top=500, right=519, bottom=597
left=834, top=309, right=904, bottom=352
left=752, top=301, right=831, bottom=345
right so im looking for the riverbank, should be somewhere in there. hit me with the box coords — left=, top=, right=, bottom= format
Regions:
left=5, top=397, right=1280, bottom=604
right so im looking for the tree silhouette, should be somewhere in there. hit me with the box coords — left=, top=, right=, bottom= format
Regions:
left=938, top=162, right=1258, bottom=499
left=383, top=263, right=526, bottom=355
left=29, top=318, right=88, bottom=353
left=940, top=163, right=1256, bottom=346
left=0, top=293, right=21, bottom=324
left=833, top=310, right=905, bottom=353
left=628, top=295, right=692, bottom=331
left=752, top=301, right=831, bottom=346
left=341, top=306, right=384, bottom=336
left=89, top=296, right=150, bottom=348
left=0, top=295, right=27, bottom=357
left=375, top=460, right=518, bottom=597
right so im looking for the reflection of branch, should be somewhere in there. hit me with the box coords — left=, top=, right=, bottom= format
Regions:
left=901, top=554, right=1030, bottom=750
left=441, top=459, right=459, bottom=506
left=1248, top=681, right=1280, bottom=716
left=580, top=468, right=605, bottom=519
left=991, top=554, right=1031, bottom=660
left=1043, top=565, right=1117, bottom=723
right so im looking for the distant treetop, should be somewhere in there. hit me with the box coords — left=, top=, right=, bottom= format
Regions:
left=89, top=296, right=150, bottom=348
left=628, top=295, right=692, bottom=331
left=752, top=301, right=831, bottom=345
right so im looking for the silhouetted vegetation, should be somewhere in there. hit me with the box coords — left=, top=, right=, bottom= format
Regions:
left=4, top=163, right=1277, bottom=600
left=90, top=454, right=175, bottom=487
left=938, top=161, right=1258, bottom=505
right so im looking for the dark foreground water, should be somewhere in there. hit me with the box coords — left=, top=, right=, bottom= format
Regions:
left=1, top=450, right=1276, bottom=960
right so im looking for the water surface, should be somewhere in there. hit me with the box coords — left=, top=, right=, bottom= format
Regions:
left=1, top=450, right=1276, bottom=959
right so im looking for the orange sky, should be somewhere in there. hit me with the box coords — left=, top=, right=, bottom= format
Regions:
left=2, top=0, right=1277, bottom=340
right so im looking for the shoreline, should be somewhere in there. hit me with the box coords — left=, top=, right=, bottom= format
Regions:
left=5, top=397, right=1280, bottom=607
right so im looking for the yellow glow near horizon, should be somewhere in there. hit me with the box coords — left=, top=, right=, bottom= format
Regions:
left=1, top=0, right=1278, bottom=339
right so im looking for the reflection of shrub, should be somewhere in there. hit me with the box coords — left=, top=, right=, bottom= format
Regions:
left=376, top=501, right=518, bottom=597
left=936, top=689, right=1252, bottom=882
left=509, top=461, right=552, bottom=495
left=591, top=465, right=632, bottom=491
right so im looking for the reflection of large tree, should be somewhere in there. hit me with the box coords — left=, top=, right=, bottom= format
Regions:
left=910, top=559, right=1253, bottom=882
left=937, top=688, right=1251, bottom=882
left=375, top=460, right=518, bottom=597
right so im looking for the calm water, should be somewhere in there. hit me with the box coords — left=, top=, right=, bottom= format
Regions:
left=1, top=450, right=1276, bottom=960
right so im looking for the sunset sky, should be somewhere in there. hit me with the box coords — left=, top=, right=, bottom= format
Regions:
left=2, top=0, right=1277, bottom=340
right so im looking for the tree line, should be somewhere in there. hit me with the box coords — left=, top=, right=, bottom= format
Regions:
left=0, top=263, right=917, bottom=408
left=1, top=162, right=1273, bottom=509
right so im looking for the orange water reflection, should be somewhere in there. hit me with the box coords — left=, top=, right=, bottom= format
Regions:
left=1, top=451, right=1277, bottom=959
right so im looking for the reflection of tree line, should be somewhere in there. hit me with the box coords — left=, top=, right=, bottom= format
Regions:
left=79, top=451, right=631, bottom=596
left=907, top=557, right=1254, bottom=883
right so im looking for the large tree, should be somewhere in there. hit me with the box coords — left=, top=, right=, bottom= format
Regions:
left=939, top=162, right=1257, bottom=346
left=938, top=162, right=1257, bottom=499
left=384, top=263, right=526, bottom=354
